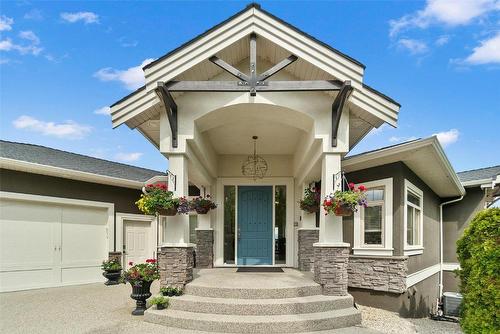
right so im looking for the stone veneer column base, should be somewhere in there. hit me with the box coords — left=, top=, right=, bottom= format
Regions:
left=195, top=229, right=214, bottom=269
left=313, top=245, right=350, bottom=296
left=158, top=246, right=194, bottom=289
left=298, top=229, right=319, bottom=272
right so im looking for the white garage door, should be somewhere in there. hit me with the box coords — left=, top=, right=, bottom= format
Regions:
left=0, top=194, right=110, bottom=292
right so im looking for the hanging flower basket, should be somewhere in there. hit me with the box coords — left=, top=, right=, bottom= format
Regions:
left=189, top=195, right=217, bottom=214
left=299, top=186, right=321, bottom=213
left=157, top=206, right=179, bottom=216
left=136, top=184, right=187, bottom=216
left=334, top=204, right=354, bottom=217
left=323, top=183, right=367, bottom=217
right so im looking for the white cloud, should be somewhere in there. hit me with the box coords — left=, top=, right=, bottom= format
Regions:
left=0, top=37, right=42, bottom=56
left=94, top=106, right=111, bottom=115
left=24, top=9, right=43, bottom=21
left=0, top=15, right=14, bottom=31
left=13, top=115, right=92, bottom=139
left=435, top=35, right=450, bottom=46
left=19, top=31, right=40, bottom=45
left=397, top=38, right=429, bottom=54
left=433, top=129, right=459, bottom=147
left=94, top=58, right=155, bottom=90
left=464, top=32, right=500, bottom=64
left=0, top=39, right=14, bottom=51
left=389, top=0, right=500, bottom=37
left=60, top=11, right=99, bottom=24
left=115, top=152, right=143, bottom=162
left=389, top=136, right=418, bottom=143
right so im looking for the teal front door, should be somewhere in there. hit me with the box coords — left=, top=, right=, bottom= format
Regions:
left=237, top=186, right=273, bottom=265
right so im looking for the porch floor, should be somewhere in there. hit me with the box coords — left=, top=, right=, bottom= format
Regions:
left=191, top=268, right=317, bottom=289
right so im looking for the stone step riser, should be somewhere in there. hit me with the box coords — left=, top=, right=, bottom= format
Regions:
left=169, top=297, right=354, bottom=315
left=144, top=310, right=362, bottom=333
left=184, top=285, right=323, bottom=299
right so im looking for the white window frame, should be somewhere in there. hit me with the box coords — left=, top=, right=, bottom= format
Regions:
left=404, top=179, right=424, bottom=256
left=353, top=178, right=393, bottom=256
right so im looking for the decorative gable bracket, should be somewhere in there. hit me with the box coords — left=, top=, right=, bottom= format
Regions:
left=154, top=33, right=353, bottom=148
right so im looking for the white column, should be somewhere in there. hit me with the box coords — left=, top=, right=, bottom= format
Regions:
left=316, top=154, right=349, bottom=246
left=301, top=183, right=317, bottom=229
left=163, top=154, right=193, bottom=246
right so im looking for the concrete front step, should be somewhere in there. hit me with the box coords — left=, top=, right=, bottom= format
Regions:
left=184, top=284, right=322, bottom=299
left=144, top=307, right=362, bottom=333
left=169, top=294, right=354, bottom=315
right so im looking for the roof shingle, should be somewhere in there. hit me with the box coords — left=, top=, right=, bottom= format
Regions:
left=0, top=140, right=164, bottom=182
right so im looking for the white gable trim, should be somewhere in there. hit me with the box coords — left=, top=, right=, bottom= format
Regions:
left=111, top=6, right=399, bottom=129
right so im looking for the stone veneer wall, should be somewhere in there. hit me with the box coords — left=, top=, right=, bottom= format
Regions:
left=314, top=246, right=350, bottom=296
left=195, top=230, right=214, bottom=268
left=158, top=246, right=194, bottom=289
left=347, top=255, right=408, bottom=293
left=298, top=229, right=319, bottom=272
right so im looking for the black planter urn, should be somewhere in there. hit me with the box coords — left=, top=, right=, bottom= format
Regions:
left=129, top=280, right=152, bottom=315
left=102, top=269, right=121, bottom=285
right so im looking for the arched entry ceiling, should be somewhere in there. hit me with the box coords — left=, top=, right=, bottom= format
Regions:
left=196, top=103, right=313, bottom=155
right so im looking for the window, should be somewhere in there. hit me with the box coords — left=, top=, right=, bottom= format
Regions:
left=353, top=178, right=393, bottom=256
left=223, top=185, right=236, bottom=264
left=404, top=179, right=424, bottom=255
left=274, top=185, right=286, bottom=264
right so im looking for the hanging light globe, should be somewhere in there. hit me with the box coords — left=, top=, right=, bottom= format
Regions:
left=241, top=136, right=268, bottom=179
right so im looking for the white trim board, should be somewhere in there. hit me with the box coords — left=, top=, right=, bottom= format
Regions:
left=442, top=262, right=460, bottom=271
left=406, top=263, right=440, bottom=288
left=0, top=157, right=144, bottom=190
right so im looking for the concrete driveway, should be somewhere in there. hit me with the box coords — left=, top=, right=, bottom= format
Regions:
left=0, top=282, right=379, bottom=334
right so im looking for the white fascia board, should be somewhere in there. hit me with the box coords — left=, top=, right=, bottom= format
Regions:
left=343, top=137, right=465, bottom=197
left=0, top=157, right=144, bottom=190
left=430, top=137, right=466, bottom=196
left=461, top=178, right=494, bottom=188
left=406, top=263, right=440, bottom=288
left=111, top=7, right=399, bottom=130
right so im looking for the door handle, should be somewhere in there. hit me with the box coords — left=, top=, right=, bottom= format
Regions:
left=237, top=227, right=241, bottom=240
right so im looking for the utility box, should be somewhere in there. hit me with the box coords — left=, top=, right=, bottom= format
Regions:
left=443, top=292, right=462, bottom=317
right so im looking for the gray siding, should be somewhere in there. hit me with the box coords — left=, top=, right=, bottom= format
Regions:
left=350, top=272, right=439, bottom=317
left=0, top=169, right=143, bottom=214
left=344, top=162, right=441, bottom=273
left=443, top=186, right=485, bottom=263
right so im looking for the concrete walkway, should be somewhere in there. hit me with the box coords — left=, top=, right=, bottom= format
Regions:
left=0, top=282, right=378, bottom=334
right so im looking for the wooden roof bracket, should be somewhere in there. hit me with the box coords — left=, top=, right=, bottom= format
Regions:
left=155, top=82, right=178, bottom=148
left=331, top=81, right=353, bottom=147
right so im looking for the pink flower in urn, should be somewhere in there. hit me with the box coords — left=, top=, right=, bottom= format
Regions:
left=348, top=182, right=355, bottom=190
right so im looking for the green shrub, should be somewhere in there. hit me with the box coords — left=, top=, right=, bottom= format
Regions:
left=456, top=208, right=500, bottom=333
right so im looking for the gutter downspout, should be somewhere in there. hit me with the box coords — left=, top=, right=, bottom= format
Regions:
left=439, top=196, right=464, bottom=298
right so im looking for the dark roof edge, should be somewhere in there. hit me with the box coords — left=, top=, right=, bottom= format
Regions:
left=457, top=165, right=500, bottom=174
left=0, top=140, right=164, bottom=176
left=362, top=83, right=401, bottom=107
left=143, top=2, right=365, bottom=71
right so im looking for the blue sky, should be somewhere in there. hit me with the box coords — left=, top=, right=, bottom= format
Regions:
left=1, top=0, right=499, bottom=173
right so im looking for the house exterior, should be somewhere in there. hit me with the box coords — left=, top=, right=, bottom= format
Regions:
left=0, top=140, right=163, bottom=292
left=106, top=3, right=500, bottom=320
left=1, top=4, right=497, bottom=326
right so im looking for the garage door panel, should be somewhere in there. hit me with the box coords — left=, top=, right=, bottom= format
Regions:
left=62, top=206, right=108, bottom=226
left=61, top=266, right=103, bottom=285
left=0, top=218, right=57, bottom=270
left=0, top=199, right=61, bottom=222
left=1, top=269, right=55, bottom=291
